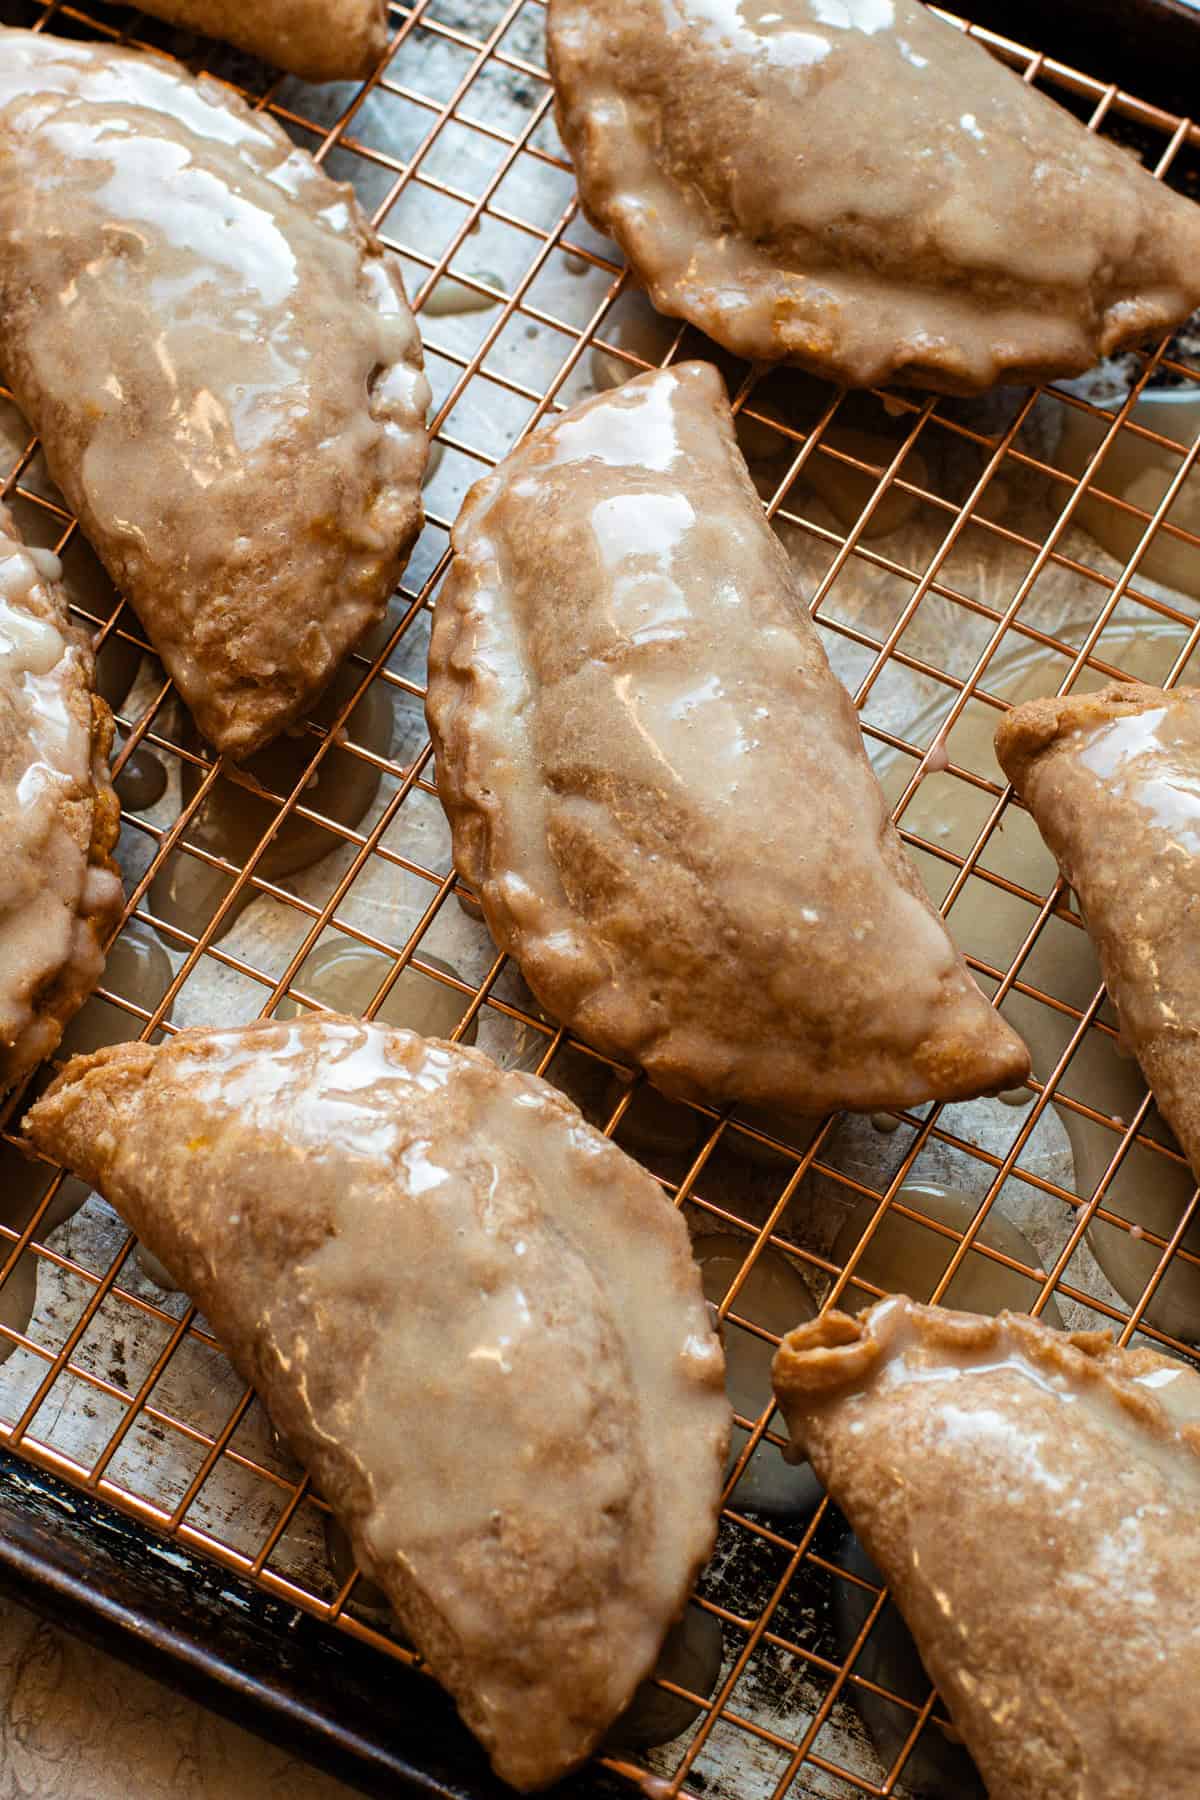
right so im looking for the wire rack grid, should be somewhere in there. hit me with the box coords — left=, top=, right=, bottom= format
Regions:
left=1, top=2, right=1200, bottom=1797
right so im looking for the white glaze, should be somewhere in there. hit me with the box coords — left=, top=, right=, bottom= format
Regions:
left=0, top=503, right=115, bottom=1085
left=1076, top=706, right=1200, bottom=854
left=165, top=1018, right=730, bottom=1561
left=28, top=1017, right=730, bottom=1789
left=548, top=0, right=1200, bottom=389
left=427, top=362, right=1028, bottom=1112
left=0, top=30, right=429, bottom=757
left=867, top=1295, right=1200, bottom=1499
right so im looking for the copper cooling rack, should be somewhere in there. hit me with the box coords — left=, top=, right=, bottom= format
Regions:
left=2, top=2, right=1200, bottom=1796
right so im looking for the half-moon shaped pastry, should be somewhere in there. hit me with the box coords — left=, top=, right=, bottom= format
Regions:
left=0, top=505, right=122, bottom=1092
left=773, top=1297, right=1200, bottom=1800
left=546, top=0, right=1200, bottom=393
left=24, top=1016, right=729, bottom=1791
left=426, top=361, right=1029, bottom=1112
left=103, top=0, right=388, bottom=82
left=0, top=30, right=429, bottom=759
left=996, top=682, right=1200, bottom=1181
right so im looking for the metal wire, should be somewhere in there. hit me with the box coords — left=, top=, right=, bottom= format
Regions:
left=1, top=1, right=1199, bottom=1794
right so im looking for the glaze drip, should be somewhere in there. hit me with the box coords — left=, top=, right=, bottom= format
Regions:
left=548, top=0, right=1200, bottom=390
left=774, top=1298, right=1200, bottom=1798
left=427, top=361, right=1028, bottom=1112
left=0, top=502, right=121, bottom=1089
left=0, top=30, right=429, bottom=757
left=25, top=1017, right=730, bottom=1790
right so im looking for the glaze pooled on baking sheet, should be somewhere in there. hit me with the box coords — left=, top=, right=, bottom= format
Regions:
left=546, top=0, right=1200, bottom=393
left=774, top=1297, right=1200, bottom=1800
left=0, top=30, right=429, bottom=758
left=0, top=504, right=121, bottom=1092
left=101, top=0, right=389, bottom=82
left=996, top=682, right=1200, bottom=1182
left=426, top=361, right=1029, bottom=1112
left=24, top=1016, right=729, bottom=1791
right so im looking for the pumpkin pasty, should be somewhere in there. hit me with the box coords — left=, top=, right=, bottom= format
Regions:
left=547, top=0, right=1200, bottom=393
left=0, top=505, right=121, bottom=1092
left=100, top=0, right=388, bottom=82
left=25, top=1016, right=730, bottom=1791
left=996, top=682, right=1200, bottom=1181
left=0, top=30, right=429, bottom=758
left=426, top=361, right=1029, bottom=1113
left=774, top=1296, right=1200, bottom=1800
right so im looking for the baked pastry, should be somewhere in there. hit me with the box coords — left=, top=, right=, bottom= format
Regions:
left=996, top=682, right=1200, bottom=1180
left=773, top=1297, right=1200, bottom=1800
left=426, top=361, right=1029, bottom=1112
left=0, top=505, right=122, bottom=1092
left=103, top=0, right=388, bottom=82
left=546, top=0, right=1200, bottom=393
left=24, top=1016, right=729, bottom=1790
left=0, top=31, right=429, bottom=759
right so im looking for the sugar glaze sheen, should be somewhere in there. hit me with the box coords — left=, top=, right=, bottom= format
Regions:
left=0, top=503, right=121, bottom=1091
left=996, top=683, right=1200, bottom=1185
left=775, top=1298, right=1200, bottom=1800
left=0, top=29, right=430, bottom=757
left=427, top=361, right=1028, bottom=1113
left=547, top=0, right=1200, bottom=390
left=25, top=1016, right=730, bottom=1791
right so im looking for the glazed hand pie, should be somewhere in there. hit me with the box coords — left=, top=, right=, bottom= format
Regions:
left=0, top=31, right=429, bottom=759
left=996, top=682, right=1200, bottom=1181
left=426, top=361, right=1029, bottom=1113
left=24, top=1016, right=729, bottom=1791
left=0, top=506, right=122, bottom=1092
left=100, top=0, right=388, bottom=82
left=546, top=0, right=1200, bottom=393
left=773, top=1297, right=1200, bottom=1800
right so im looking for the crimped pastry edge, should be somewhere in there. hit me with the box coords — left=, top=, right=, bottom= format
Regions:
left=772, top=1295, right=1198, bottom=1453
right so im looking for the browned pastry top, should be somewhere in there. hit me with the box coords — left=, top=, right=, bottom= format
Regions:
left=0, top=30, right=429, bottom=758
left=115, top=0, right=389, bottom=83
left=427, top=360, right=1029, bottom=1112
left=0, top=504, right=121, bottom=1091
left=547, top=0, right=1200, bottom=393
left=774, top=1297, right=1200, bottom=1800
left=996, top=680, right=1200, bottom=1180
left=24, top=1017, right=730, bottom=1790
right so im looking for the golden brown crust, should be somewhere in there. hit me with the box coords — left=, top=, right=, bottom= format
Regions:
left=427, top=362, right=1029, bottom=1113
left=25, top=1018, right=729, bottom=1791
left=996, top=680, right=1200, bottom=1180
left=774, top=1299, right=1188, bottom=1440
left=0, top=506, right=123, bottom=1092
left=547, top=0, right=1200, bottom=393
left=773, top=1297, right=1200, bottom=1800
left=8, top=694, right=124, bottom=1090
left=0, top=31, right=429, bottom=758
left=112, top=0, right=389, bottom=82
